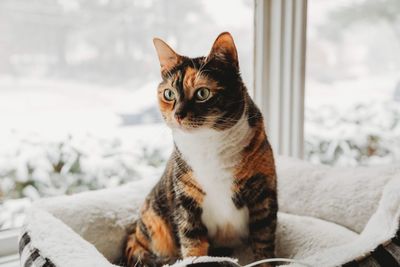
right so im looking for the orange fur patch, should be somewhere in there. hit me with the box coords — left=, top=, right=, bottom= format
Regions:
left=141, top=208, right=177, bottom=257
left=235, top=129, right=275, bottom=178
left=182, top=238, right=209, bottom=257
left=183, top=67, right=197, bottom=94
left=125, top=233, right=148, bottom=266
left=179, top=172, right=205, bottom=203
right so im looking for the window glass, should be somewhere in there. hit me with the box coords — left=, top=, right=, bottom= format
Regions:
left=0, top=0, right=254, bottom=230
left=305, top=0, right=400, bottom=166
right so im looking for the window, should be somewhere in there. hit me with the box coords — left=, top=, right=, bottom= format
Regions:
left=0, top=0, right=254, bottom=232
left=4, top=0, right=397, bottom=263
left=305, top=0, right=400, bottom=166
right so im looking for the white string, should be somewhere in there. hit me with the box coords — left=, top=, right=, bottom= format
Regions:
left=244, top=258, right=312, bottom=267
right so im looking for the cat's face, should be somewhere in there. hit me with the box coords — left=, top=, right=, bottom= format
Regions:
left=154, top=32, right=246, bottom=132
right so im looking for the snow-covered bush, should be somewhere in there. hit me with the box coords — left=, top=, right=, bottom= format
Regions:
left=0, top=132, right=169, bottom=229
left=305, top=100, right=400, bottom=166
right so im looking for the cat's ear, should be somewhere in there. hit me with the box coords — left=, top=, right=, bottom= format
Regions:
left=207, top=32, right=238, bottom=67
left=153, top=38, right=181, bottom=72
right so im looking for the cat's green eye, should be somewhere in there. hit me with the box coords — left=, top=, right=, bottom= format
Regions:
left=195, top=88, right=211, bottom=102
left=163, top=89, right=175, bottom=101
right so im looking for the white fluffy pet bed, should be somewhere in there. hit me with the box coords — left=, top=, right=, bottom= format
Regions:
left=19, top=157, right=400, bottom=267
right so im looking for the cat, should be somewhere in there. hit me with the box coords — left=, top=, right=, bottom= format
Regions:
left=124, top=32, right=278, bottom=267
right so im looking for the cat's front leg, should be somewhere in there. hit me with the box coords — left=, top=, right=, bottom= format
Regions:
left=248, top=198, right=277, bottom=267
left=236, top=173, right=278, bottom=266
left=174, top=204, right=210, bottom=258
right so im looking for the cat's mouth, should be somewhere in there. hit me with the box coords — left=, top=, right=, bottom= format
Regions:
left=170, top=119, right=202, bottom=132
left=172, top=122, right=194, bottom=132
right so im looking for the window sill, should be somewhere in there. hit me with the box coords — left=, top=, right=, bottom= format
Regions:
left=0, top=228, right=19, bottom=266
left=0, top=254, right=18, bottom=267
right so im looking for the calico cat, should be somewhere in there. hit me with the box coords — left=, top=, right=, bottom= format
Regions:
left=124, top=32, right=278, bottom=267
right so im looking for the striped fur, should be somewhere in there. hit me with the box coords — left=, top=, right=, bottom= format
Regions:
left=124, top=32, right=278, bottom=267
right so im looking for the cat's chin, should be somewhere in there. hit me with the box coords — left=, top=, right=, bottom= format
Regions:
left=171, top=125, right=196, bottom=133
left=169, top=123, right=208, bottom=133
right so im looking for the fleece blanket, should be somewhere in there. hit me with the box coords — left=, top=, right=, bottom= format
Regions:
left=19, top=156, right=400, bottom=267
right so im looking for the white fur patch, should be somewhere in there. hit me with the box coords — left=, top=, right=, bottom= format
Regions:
left=173, top=116, right=253, bottom=246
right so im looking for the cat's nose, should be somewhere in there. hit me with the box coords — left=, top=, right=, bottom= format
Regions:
left=174, top=111, right=186, bottom=124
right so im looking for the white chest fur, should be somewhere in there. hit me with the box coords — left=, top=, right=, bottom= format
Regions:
left=173, top=117, right=252, bottom=246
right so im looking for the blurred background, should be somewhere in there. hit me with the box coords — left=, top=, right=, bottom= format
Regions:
left=305, top=0, right=400, bottom=166
left=0, top=0, right=399, bottom=230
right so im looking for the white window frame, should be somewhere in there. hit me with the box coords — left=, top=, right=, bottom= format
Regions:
left=0, top=229, right=19, bottom=266
left=253, top=0, right=307, bottom=159
left=0, top=0, right=309, bottom=263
